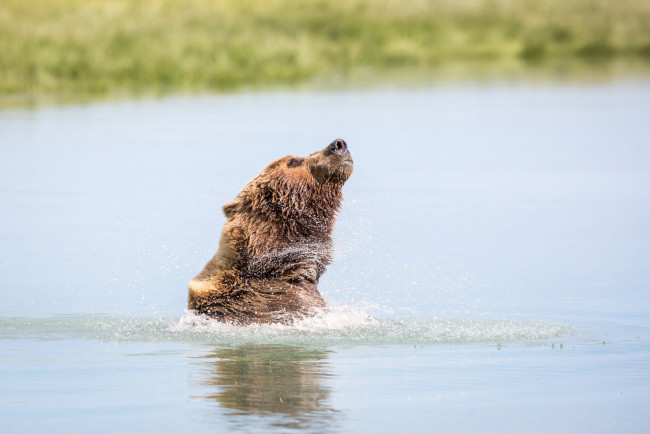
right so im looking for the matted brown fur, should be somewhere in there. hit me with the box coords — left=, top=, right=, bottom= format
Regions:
left=188, top=139, right=353, bottom=324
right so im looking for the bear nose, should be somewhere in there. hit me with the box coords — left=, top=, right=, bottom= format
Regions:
left=329, top=138, right=348, bottom=153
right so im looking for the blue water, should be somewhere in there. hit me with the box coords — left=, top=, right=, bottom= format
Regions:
left=1, top=80, right=649, bottom=432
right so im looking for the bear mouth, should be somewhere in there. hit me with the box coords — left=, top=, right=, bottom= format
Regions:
left=332, top=159, right=353, bottom=180
left=336, top=160, right=353, bottom=171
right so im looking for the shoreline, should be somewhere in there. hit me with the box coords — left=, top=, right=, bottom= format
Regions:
left=2, top=58, right=650, bottom=110
left=2, top=0, right=650, bottom=107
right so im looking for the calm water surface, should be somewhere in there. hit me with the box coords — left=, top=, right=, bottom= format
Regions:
left=1, top=81, right=649, bottom=432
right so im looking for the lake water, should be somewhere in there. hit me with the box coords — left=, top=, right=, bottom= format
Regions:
left=1, top=80, right=649, bottom=432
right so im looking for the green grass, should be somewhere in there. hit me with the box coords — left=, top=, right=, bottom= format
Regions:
left=1, top=0, right=650, bottom=100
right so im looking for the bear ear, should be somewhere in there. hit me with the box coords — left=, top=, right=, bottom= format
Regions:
left=222, top=200, right=239, bottom=218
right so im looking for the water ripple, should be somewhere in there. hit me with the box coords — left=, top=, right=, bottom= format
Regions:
left=1, top=307, right=570, bottom=346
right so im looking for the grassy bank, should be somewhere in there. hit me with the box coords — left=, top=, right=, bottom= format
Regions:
left=1, top=0, right=650, bottom=100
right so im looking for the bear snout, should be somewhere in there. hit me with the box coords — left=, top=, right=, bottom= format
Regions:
left=326, top=138, right=349, bottom=156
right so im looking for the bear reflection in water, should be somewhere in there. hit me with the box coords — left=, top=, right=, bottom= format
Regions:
left=190, top=345, right=337, bottom=429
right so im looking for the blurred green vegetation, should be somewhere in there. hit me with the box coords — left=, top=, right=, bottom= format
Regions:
left=1, top=0, right=650, bottom=100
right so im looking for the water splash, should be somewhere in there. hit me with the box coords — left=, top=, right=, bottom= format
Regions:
left=246, top=242, right=332, bottom=278
left=0, top=307, right=571, bottom=345
left=175, top=307, right=570, bottom=344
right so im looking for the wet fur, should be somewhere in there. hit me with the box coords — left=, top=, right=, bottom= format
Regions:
left=188, top=140, right=353, bottom=324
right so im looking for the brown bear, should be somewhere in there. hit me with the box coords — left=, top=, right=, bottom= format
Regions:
left=188, top=139, right=353, bottom=324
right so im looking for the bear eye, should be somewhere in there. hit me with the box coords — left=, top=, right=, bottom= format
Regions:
left=287, top=158, right=304, bottom=168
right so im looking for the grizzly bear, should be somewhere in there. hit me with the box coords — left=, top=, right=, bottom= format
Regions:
left=188, top=139, right=353, bottom=324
